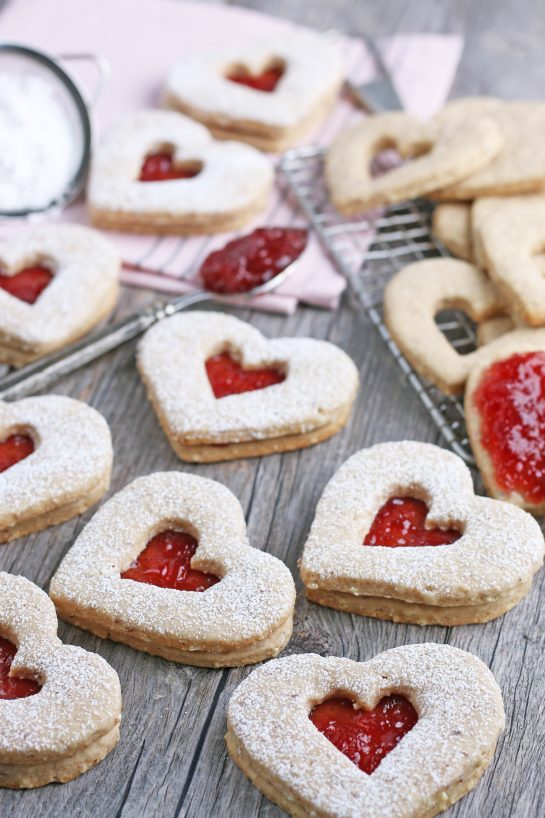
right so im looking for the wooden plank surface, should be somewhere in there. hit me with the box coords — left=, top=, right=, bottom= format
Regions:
left=1, top=1, right=544, bottom=816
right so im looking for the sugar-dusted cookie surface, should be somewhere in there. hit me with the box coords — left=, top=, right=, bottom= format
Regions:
left=0, top=395, right=112, bottom=543
left=164, top=28, right=344, bottom=152
left=431, top=202, right=473, bottom=260
left=226, top=644, right=505, bottom=818
left=0, top=224, right=119, bottom=367
left=300, top=440, right=544, bottom=625
left=325, top=110, right=502, bottom=213
left=0, top=572, right=121, bottom=789
left=50, top=472, right=295, bottom=667
left=87, top=110, right=274, bottom=234
left=136, top=311, right=359, bottom=462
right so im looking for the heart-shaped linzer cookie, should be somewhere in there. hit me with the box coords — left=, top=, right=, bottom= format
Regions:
left=87, top=110, right=274, bottom=234
left=0, top=224, right=119, bottom=367
left=0, top=395, right=113, bottom=543
left=300, top=440, right=544, bottom=624
left=49, top=472, right=296, bottom=667
left=226, top=644, right=505, bottom=818
left=0, top=572, right=121, bottom=788
left=164, top=29, right=344, bottom=152
left=136, top=311, right=359, bottom=462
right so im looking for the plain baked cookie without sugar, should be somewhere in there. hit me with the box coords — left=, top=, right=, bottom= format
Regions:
left=226, top=644, right=505, bottom=818
left=136, top=311, right=359, bottom=462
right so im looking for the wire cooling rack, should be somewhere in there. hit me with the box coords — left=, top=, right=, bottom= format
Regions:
left=278, top=146, right=476, bottom=464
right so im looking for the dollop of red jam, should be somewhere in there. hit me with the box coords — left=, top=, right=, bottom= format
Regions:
left=206, top=352, right=285, bottom=398
left=0, top=266, right=53, bottom=305
left=226, top=65, right=284, bottom=92
left=364, top=497, right=461, bottom=547
left=473, top=351, right=545, bottom=503
left=0, top=434, right=34, bottom=473
left=121, top=530, right=219, bottom=592
left=200, top=227, right=308, bottom=295
left=0, top=637, right=40, bottom=699
left=310, top=695, right=418, bottom=775
left=139, top=152, right=201, bottom=182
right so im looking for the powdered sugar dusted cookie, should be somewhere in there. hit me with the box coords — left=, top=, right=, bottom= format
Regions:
left=87, top=110, right=273, bottom=234
left=0, top=395, right=112, bottom=543
left=300, top=441, right=544, bottom=625
left=226, top=644, right=505, bottom=818
left=0, top=224, right=119, bottom=367
left=164, top=28, right=344, bottom=152
left=0, top=572, right=121, bottom=788
left=431, top=202, right=473, bottom=261
left=325, top=111, right=502, bottom=213
left=384, top=258, right=505, bottom=394
left=137, top=311, right=359, bottom=462
left=50, top=472, right=295, bottom=667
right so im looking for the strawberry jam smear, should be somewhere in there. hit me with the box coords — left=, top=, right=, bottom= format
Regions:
left=121, top=530, right=219, bottom=592
left=473, top=351, right=545, bottom=503
left=310, top=695, right=418, bottom=775
left=139, top=152, right=201, bottom=182
left=0, top=637, right=40, bottom=699
left=0, top=434, right=34, bottom=473
left=206, top=352, right=285, bottom=398
left=0, top=266, right=53, bottom=305
left=226, top=65, right=284, bottom=92
left=200, top=227, right=308, bottom=295
left=364, top=497, right=461, bottom=547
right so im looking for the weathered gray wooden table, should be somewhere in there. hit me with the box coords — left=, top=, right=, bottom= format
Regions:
left=1, top=1, right=543, bottom=816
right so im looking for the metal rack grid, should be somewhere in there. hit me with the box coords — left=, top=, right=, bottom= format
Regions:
left=278, top=145, right=476, bottom=464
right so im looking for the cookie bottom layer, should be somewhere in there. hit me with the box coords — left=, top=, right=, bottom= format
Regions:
left=0, top=724, right=120, bottom=789
left=305, top=580, right=532, bottom=625
left=226, top=728, right=496, bottom=818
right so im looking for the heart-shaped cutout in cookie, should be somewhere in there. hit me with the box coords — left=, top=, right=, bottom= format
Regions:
left=0, top=572, right=121, bottom=788
left=139, top=151, right=203, bottom=182
left=206, top=352, right=286, bottom=398
left=0, top=265, right=53, bottom=305
left=300, top=441, right=544, bottom=624
left=121, top=529, right=220, bottom=591
left=226, top=645, right=505, bottom=818
left=226, top=62, right=285, bottom=92
left=137, top=311, right=359, bottom=462
left=364, top=497, right=461, bottom=547
left=50, top=472, right=296, bottom=668
left=0, top=433, right=34, bottom=473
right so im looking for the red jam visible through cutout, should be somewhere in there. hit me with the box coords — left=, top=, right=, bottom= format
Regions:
left=473, top=351, right=545, bottom=503
left=121, top=530, right=219, bottom=592
left=0, top=636, right=40, bottom=699
left=364, top=497, right=461, bottom=547
left=139, top=152, right=201, bottom=183
left=0, top=266, right=53, bottom=305
left=310, top=695, right=418, bottom=775
left=206, top=352, right=285, bottom=399
left=200, top=227, right=308, bottom=295
left=0, top=434, right=34, bottom=474
left=226, top=64, right=284, bottom=92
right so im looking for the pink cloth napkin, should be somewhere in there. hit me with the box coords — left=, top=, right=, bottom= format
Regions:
left=0, top=0, right=463, bottom=313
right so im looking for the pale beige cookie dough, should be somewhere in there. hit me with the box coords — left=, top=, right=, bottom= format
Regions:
left=431, top=202, right=473, bottom=260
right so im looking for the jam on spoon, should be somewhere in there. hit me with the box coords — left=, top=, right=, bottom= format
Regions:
left=0, top=266, right=53, bottom=305
left=364, top=497, right=461, bottom=548
left=139, top=152, right=202, bottom=182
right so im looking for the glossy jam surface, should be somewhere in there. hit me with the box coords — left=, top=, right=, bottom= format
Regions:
left=364, top=497, right=461, bottom=547
left=206, top=352, right=285, bottom=399
left=0, top=637, right=40, bottom=699
left=0, top=266, right=53, bottom=304
left=121, top=530, right=219, bottom=592
left=226, top=65, right=284, bottom=92
left=139, top=152, right=201, bottom=182
left=473, top=351, right=545, bottom=503
left=310, top=695, right=418, bottom=775
left=0, top=434, right=34, bottom=473
left=200, top=227, right=308, bottom=295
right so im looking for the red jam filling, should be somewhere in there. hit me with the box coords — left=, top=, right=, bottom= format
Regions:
left=121, top=530, right=219, bottom=592
left=0, top=434, right=34, bottom=473
left=0, top=637, right=40, bottom=699
left=200, top=227, right=308, bottom=295
left=0, top=266, right=53, bottom=305
left=364, top=497, right=461, bottom=547
left=206, top=352, right=285, bottom=398
left=310, top=695, right=418, bottom=775
left=226, top=65, right=284, bottom=92
left=139, top=152, right=201, bottom=182
left=473, top=351, right=545, bottom=503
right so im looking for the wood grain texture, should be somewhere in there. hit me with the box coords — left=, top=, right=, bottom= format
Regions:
left=0, top=0, right=543, bottom=816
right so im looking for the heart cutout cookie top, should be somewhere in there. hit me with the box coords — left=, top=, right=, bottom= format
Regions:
left=226, top=645, right=504, bottom=818
left=0, top=636, right=40, bottom=700
left=364, top=497, right=461, bottom=547
left=0, top=433, right=34, bottom=473
left=227, top=63, right=284, bottom=92
left=300, top=441, right=544, bottom=608
left=0, top=265, right=53, bottom=305
left=206, top=352, right=286, bottom=398
left=139, top=151, right=202, bottom=182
